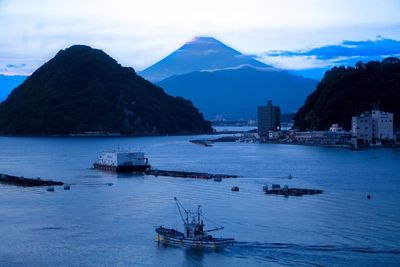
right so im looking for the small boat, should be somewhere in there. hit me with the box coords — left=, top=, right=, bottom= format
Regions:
left=63, top=184, right=71, bottom=190
left=231, top=186, right=239, bottom=191
left=155, top=197, right=235, bottom=249
left=46, top=186, right=55, bottom=192
left=189, top=140, right=213, bottom=147
left=213, top=177, right=222, bottom=182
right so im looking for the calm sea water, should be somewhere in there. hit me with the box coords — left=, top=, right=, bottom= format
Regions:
left=0, top=135, right=399, bottom=267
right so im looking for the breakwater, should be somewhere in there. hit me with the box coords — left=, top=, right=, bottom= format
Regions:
left=0, top=173, right=63, bottom=187
left=146, top=169, right=238, bottom=179
left=264, top=187, right=323, bottom=196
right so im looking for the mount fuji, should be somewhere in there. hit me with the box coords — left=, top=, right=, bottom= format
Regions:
left=144, top=37, right=317, bottom=120
left=139, top=36, right=269, bottom=82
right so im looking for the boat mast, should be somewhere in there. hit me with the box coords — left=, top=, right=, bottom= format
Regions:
left=197, top=205, right=201, bottom=224
left=174, top=197, right=189, bottom=224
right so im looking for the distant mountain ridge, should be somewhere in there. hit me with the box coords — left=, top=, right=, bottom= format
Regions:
left=140, top=36, right=317, bottom=120
left=158, top=65, right=317, bottom=120
left=139, top=36, right=269, bottom=82
left=0, top=45, right=212, bottom=135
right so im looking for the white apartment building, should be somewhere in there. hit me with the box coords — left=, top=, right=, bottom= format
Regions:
left=352, top=110, right=394, bottom=144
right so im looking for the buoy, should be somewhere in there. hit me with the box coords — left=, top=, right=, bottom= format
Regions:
left=367, top=194, right=371, bottom=199
left=231, top=186, right=239, bottom=192
left=46, top=186, right=55, bottom=192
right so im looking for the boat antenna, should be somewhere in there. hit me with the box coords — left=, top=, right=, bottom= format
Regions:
left=202, top=213, right=224, bottom=232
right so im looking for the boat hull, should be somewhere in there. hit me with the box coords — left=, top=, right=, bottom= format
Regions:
left=93, top=163, right=150, bottom=173
left=156, top=227, right=235, bottom=249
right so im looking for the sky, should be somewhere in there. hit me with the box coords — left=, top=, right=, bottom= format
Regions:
left=0, top=0, right=400, bottom=75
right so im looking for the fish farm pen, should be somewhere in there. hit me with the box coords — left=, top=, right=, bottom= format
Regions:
left=0, top=173, right=63, bottom=187
left=146, top=169, right=238, bottom=179
left=263, top=186, right=323, bottom=196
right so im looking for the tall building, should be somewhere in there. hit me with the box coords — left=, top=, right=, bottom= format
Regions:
left=352, top=109, right=394, bottom=144
left=257, top=100, right=281, bottom=135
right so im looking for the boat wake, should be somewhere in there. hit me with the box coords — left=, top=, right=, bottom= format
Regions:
left=233, top=241, right=400, bottom=254
left=219, top=242, right=400, bottom=266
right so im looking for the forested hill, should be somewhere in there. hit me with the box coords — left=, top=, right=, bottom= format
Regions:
left=0, top=45, right=212, bottom=135
left=294, top=57, right=400, bottom=130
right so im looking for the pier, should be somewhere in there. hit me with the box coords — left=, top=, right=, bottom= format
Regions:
left=0, top=173, right=63, bottom=187
left=146, top=169, right=238, bottom=179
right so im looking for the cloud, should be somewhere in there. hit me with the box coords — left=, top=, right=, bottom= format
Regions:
left=254, top=37, right=400, bottom=79
left=265, top=37, right=400, bottom=60
left=200, top=64, right=281, bottom=73
left=5, top=63, right=26, bottom=68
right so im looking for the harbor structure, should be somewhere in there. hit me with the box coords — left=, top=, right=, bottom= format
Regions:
left=293, top=124, right=351, bottom=145
left=0, top=173, right=63, bottom=187
left=329, top=123, right=343, bottom=132
left=352, top=109, right=394, bottom=144
left=396, top=128, right=400, bottom=143
left=93, top=151, right=150, bottom=173
left=257, top=100, right=280, bottom=135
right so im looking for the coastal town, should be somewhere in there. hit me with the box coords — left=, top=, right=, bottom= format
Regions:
left=212, top=100, right=398, bottom=148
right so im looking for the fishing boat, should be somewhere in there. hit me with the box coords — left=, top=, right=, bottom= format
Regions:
left=155, top=197, right=235, bottom=249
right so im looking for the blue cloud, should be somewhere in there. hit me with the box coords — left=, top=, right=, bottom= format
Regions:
left=267, top=37, right=400, bottom=60
left=261, top=37, right=400, bottom=80
left=5, top=63, right=26, bottom=68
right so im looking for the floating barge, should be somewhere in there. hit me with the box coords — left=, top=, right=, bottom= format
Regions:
left=93, top=151, right=237, bottom=179
left=93, top=151, right=150, bottom=173
left=0, top=173, right=63, bottom=187
left=146, top=169, right=238, bottom=179
left=264, top=186, right=323, bottom=196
